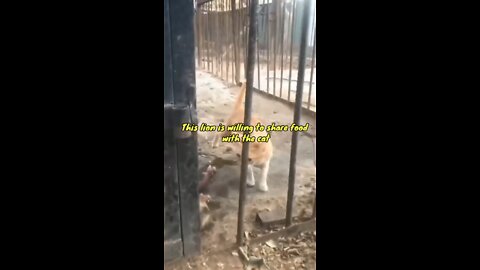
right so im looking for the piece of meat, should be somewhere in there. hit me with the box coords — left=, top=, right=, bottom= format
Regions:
left=199, top=193, right=212, bottom=231
left=198, top=165, right=217, bottom=193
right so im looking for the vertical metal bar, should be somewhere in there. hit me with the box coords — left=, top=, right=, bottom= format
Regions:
left=212, top=1, right=216, bottom=75
left=279, top=0, right=286, bottom=98
left=213, top=1, right=217, bottom=76
left=266, top=0, right=269, bottom=93
left=204, top=5, right=208, bottom=70
left=237, top=0, right=258, bottom=246
left=273, top=0, right=278, bottom=97
left=226, top=0, right=231, bottom=83
left=231, top=0, right=234, bottom=82
left=199, top=8, right=204, bottom=69
left=287, top=0, right=296, bottom=102
left=215, top=0, right=220, bottom=76
left=242, top=0, right=247, bottom=79
left=218, top=0, right=227, bottom=80
left=226, top=3, right=229, bottom=80
left=223, top=1, right=227, bottom=80
left=262, top=0, right=267, bottom=91
left=243, top=0, right=249, bottom=80
left=232, top=0, right=239, bottom=83
left=242, top=0, right=246, bottom=80
left=169, top=0, right=200, bottom=256
left=312, top=195, right=316, bottom=218
left=285, top=0, right=313, bottom=227
left=239, top=0, right=242, bottom=80
left=207, top=3, right=211, bottom=72
left=256, top=1, right=260, bottom=89
left=164, top=1, right=182, bottom=260
left=312, top=138, right=316, bottom=219
left=210, top=2, right=213, bottom=72
left=307, top=28, right=316, bottom=110
left=219, top=1, right=223, bottom=79
left=195, top=9, right=200, bottom=67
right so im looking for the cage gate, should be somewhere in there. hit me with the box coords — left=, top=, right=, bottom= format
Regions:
left=164, top=0, right=201, bottom=263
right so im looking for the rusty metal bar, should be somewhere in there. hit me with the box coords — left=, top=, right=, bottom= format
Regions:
left=219, top=1, right=221, bottom=76
left=273, top=0, right=278, bottom=97
left=287, top=0, right=296, bottom=102
left=242, top=0, right=245, bottom=80
left=240, top=1, right=245, bottom=80
left=219, top=0, right=224, bottom=79
left=199, top=7, right=204, bottom=69
left=256, top=1, right=260, bottom=89
left=261, top=0, right=266, bottom=89
left=211, top=1, right=215, bottom=73
left=232, top=0, right=239, bottom=83
left=307, top=27, right=316, bottom=110
left=212, top=1, right=216, bottom=74
left=231, top=3, right=235, bottom=84
left=245, top=1, right=248, bottom=77
left=226, top=0, right=231, bottom=83
left=204, top=5, right=208, bottom=70
left=279, top=0, right=286, bottom=98
left=224, top=2, right=228, bottom=80
left=223, top=1, right=227, bottom=80
left=227, top=1, right=231, bottom=80
left=243, top=0, right=249, bottom=80
left=207, top=3, right=211, bottom=72
left=237, top=0, right=258, bottom=246
left=215, top=0, right=220, bottom=76
left=204, top=8, right=207, bottom=69
left=286, top=0, right=313, bottom=227
left=266, top=0, right=269, bottom=93
left=239, top=1, right=243, bottom=80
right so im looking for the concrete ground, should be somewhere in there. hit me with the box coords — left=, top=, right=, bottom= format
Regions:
left=198, top=60, right=317, bottom=112
left=194, top=69, right=317, bottom=254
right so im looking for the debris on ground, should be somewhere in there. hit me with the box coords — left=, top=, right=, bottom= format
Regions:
left=244, top=230, right=317, bottom=270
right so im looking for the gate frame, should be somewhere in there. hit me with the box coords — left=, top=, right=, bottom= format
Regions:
left=164, top=0, right=202, bottom=263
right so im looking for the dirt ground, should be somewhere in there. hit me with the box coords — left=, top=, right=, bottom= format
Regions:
left=165, top=70, right=316, bottom=269
left=165, top=229, right=316, bottom=270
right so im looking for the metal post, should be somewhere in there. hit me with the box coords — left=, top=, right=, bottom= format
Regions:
left=225, top=0, right=230, bottom=81
left=215, top=0, right=220, bottom=76
left=199, top=6, right=206, bottom=69
left=266, top=1, right=269, bottom=93
left=243, top=0, right=250, bottom=80
left=232, top=0, right=240, bottom=83
left=307, top=28, right=316, bottom=110
left=312, top=195, right=316, bottom=218
left=217, top=0, right=225, bottom=79
left=279, top=0, right=286, bottom=98
left=273, top=0, right=279, bottom=96
left=312, top=137, right=316, bottom=219
left=207, top=3, right=211, bottom=72
left=236, top=0, right=258, bottom=246
left=285, top=0, right=313, bottom=227
left=256, top=5, right=260, bottom=89
left=287, top=0, right=296, bottom=102
left=195, top=9, right=201, bottom=67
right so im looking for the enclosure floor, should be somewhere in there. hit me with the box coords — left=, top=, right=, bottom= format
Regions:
left=194, top=70, right=317, bottom=256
